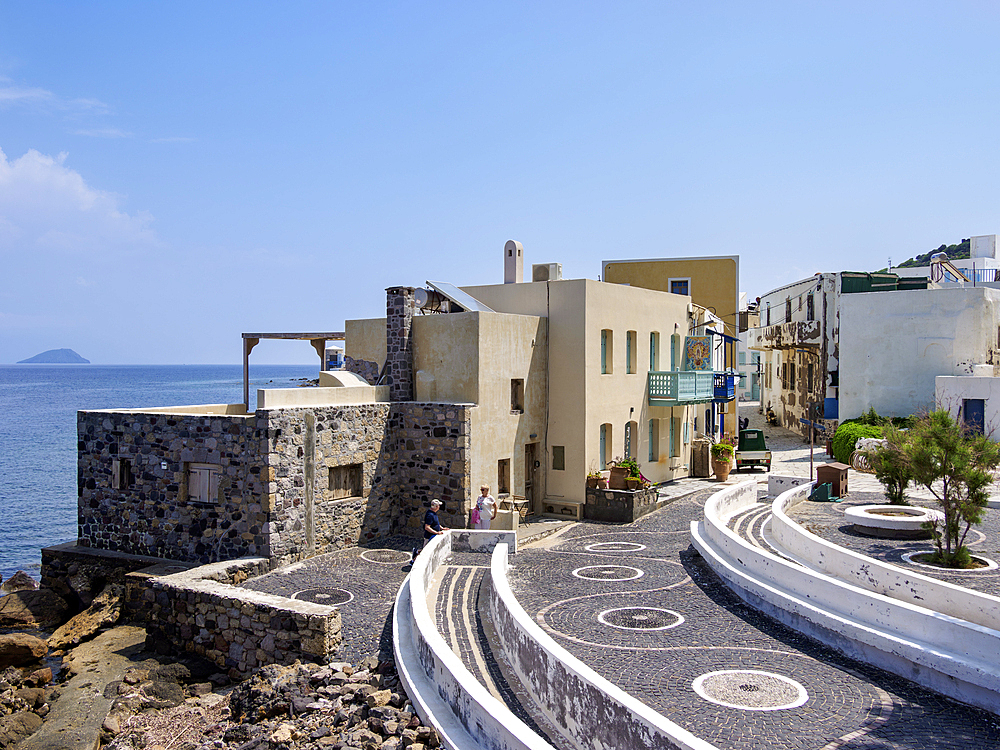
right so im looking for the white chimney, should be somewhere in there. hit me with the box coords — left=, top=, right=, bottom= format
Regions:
left=504, top=240, right=523, bottom=284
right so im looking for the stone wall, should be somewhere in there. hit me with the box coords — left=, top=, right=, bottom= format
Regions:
left=263, top=403, right=395, bottom=567
left=385, top=287, right=416, bottom=402
left=143, top=558, right=341, bottom=678
left=76, top=401, right=474, bottom=566
left=77, top=411, right=267, bottom=562
left=584, top=486, right=662, bottom=523
left=391, top=403, right=472, bottom=535
left=344, top=356, right=380, bottom=385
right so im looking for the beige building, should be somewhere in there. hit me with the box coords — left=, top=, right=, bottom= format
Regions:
left=347, top=273, right=732, bottom=510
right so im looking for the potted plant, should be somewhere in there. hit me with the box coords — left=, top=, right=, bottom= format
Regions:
left=587, top=470, right=600, bottom=489
left=613, top=457, right=642, bottom=490
left=710, top=439, right=735, bottom=481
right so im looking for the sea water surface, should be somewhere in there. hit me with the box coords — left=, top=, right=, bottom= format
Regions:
left=0, top=364, right=318, bottom=581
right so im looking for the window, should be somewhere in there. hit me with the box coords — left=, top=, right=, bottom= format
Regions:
left=112, top=458, right=132, bottom=490
left=806, top=294, right=814, bottom=321
left=510, top=379, right=524, bottom=412
left=789, top=363, right=796, bottom=389
left=552, top=446, right=565, bottom=471
left=671, top=417, right=682, bottom=457
left=739, top=351, right=746, bottom=366
left=601, top=329, right=613, bottom=374
left=625, top=421, right=638, bottom=459
left=963, top=400, right=985, bottom=435
left=807, top=363, right=814, bottom=392
left=626, top=331, right=637, bottom=373
left=599, top=423, right=611, bottom=470
left=669, top=278, right=690, bottom=296
left=188, top=463, right=221, bottom=504
left=648, top=420, right=659, bottom=462
left=649, top=332, right=660, bottom=371
left=785, top=297, right=791, bottom=323
left=781, top=362, right=787, bottom=389
left=671, top=333, right=680, bottom=370
left=498, top=459, right=511, bottom=494
left=329, top=463, right=363, bottom=499
left=766, top=304, right=771, bottom=326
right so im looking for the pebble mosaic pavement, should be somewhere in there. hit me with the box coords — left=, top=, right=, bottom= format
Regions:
left=507, top=489, right=1000, bottom=750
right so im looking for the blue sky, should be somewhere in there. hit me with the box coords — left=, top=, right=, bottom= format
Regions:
left=2, top=2, right=999, bottom=364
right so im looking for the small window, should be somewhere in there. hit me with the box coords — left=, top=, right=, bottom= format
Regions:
left=781, top=363, right=787, bottom=389
left=649, top=332, right=660, bottom=371
left=648, top=420, right=659, bottom=462
left=671, top=417, right=682, bottom=457
left=789, top=363, right=796, bottom=389
left=785, top=297, right=792, bottom=322
left=739, top=351, right=746, bottom=365
left=511, top=379, right=524, bottom=413
left=807, top=294, right=814, bottom=321
left=599, top=423, right=612, bottom=470
left=626, top=331, right=637, bottom=374
left=625, top=421, right=638, bottom=459
left=807, top=363, right=814, bottom=391
left=601, top=330, right=613, bottom=374
left=552, top=446, right=565, bottom=471
left=669, top=278, right=690, bottom=296
left=112, top=458, right=132, bottom=490
left=766, top=304, right=771, bottom=326
left=329, top=463, right=363, bottom=499
left=498, top=459, right=511, bottom=494
left=670, top=333, right=680, bottom=370
left=188, top=463, right=221, bottom=504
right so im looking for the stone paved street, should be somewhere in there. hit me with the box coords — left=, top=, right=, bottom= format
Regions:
left=507, top=490, right=1000, bottom=749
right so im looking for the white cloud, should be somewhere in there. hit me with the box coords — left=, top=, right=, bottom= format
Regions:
left=73, top=128, right=133, bottom=138
left=0, top=147, right=159, bottom=257
left=150, top=136, right=196, bottom=143
left=0, top=83, right=53, bottom=104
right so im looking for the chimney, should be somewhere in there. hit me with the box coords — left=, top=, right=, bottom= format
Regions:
left=504, top=240, right=523, bottom=284
left=385, top=287, right=416, bottom=402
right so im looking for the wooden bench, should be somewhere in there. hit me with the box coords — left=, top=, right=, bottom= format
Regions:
left=542, top=500, right=584, bottom=521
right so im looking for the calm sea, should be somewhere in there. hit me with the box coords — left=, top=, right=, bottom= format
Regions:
left=0, top=364, right=318, bottom=582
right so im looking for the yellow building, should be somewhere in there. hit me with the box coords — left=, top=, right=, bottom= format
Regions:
left=602, top=256, right=741, bottom=440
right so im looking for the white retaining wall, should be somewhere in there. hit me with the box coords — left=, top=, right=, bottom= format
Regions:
left=392, top=532, right=555, bottom=750
left=691, top=480, right=1000, bottom=715
left=488, top=544, right=716, bottom=750
left=770, top=489, right=1000, bottom=632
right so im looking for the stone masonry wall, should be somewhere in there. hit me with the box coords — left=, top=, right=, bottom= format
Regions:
left=262, top=404, right=394, bottom=567
left=143, top=558, right=341, bottom=677
left=77, top=411, right=267, bottom=562
left=390, top=403, right=472, bottom=536
left=344, top=356, right=380, bottom=385
left=385, top=286, right=415, bottom=402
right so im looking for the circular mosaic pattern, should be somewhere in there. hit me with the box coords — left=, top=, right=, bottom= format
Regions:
left=585, top=541, right=647, bottom=552
left=693, top=670, right=808, bottom=711
left=571, top=565, right=644, bottom=581
left=292, top=587, right=354, bottom=605
left=598, top=607, right=683, bottom=631
left=901, top=551, right=999, bottom=571
left=360, top=549, right=413, bottom=565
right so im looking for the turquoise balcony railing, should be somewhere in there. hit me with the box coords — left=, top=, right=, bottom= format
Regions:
left=648, top=371, right=716, bottom=406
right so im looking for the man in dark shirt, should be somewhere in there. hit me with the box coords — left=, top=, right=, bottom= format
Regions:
left=410, top=499, right=448, bottom=564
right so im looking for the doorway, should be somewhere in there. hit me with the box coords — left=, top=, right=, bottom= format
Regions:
left=524, top=443, right=539, bottom=512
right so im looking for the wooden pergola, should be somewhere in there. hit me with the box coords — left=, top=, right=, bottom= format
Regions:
left=242, top=332, right=345, bottom=408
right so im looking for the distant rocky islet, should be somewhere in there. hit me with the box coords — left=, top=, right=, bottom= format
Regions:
left=16, top=349, right=89, bottom=364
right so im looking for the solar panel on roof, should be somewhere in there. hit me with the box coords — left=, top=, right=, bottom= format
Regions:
left=425, top=281, right=495, bottom=313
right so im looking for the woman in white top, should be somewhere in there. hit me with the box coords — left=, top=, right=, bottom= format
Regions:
left=475, top=484, right=497, bottom=530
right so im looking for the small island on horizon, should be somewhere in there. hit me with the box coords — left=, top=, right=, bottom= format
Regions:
left=17, top=348, right=90, bottom=364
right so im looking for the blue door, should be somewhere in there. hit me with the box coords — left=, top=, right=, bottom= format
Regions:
left=964, top=399, right=985, bottom=435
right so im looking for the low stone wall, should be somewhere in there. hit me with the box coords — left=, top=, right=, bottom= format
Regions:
left=585, top=486, right=660, bottom=522
left=144, top=558, right=341, bottom=678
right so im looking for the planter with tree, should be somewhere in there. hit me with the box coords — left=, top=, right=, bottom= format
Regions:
left=711, top=439, right=735, bottom=481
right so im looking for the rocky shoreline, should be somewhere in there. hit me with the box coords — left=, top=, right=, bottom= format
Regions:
left=1, top=571, right=439, bottom=750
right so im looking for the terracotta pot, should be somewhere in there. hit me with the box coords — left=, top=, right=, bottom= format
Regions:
left=597, top=478, right=608, bottom=489
left=587, top=477, right=598, bottom=489
left=626, top=478, right=640, bottom=490
left=609, top=466, right=629, bottom=490
left=711, top=456, right=733, bottom=481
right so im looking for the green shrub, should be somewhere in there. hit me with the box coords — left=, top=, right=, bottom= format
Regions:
left=832, top=422, right=883, bottom=464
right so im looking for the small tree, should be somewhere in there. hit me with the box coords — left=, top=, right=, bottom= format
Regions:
left=868, top=425, right=912, bottom=505
left=903, top=410, right=1000, bottom=567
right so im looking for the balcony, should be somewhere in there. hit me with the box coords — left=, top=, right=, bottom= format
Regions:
left=747, top=320, right=822, bottom=351
left=713, top=373, right=736, bottom=402
left=648, top=371, right=716, bottom=406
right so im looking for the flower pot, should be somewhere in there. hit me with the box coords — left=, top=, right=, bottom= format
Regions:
left=626, top=478, right=640, bottom=490
left=711, top=456, right=733, bottom=481
left=587, top=477, right=598, bottom=489
left=609, top=466, right=629, bottom=490
left=597, top=478, right=608, bottom=489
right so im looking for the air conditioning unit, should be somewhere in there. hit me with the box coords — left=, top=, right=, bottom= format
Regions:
left=532, top=263, right=563, bottom=282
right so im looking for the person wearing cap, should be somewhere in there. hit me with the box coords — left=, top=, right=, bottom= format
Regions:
left=411, top=499, right=449, bottom=564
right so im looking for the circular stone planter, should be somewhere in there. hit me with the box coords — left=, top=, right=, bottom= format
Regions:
left=844, top=505, right=945, bottom=539
left=900, top=551, right=999, bottom=572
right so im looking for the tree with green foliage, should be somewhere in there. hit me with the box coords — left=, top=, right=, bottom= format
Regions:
left=903, top=410, right=1000, bottom=567
left=867, top=425, right=912, bottom=505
